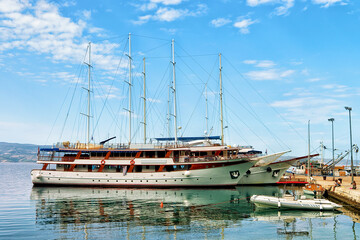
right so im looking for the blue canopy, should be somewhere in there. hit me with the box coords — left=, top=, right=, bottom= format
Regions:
left=153, top=136, right=221, bottom=142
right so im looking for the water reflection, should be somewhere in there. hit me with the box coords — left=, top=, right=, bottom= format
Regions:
left=30, top=186, right=359, bottom=239
left=31, top=187, right=269, bottom=226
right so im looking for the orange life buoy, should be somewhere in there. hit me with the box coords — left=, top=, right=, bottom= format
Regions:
left=101, top=159, right=105, bottom=165
left=130, top=159, right=135, bottom=165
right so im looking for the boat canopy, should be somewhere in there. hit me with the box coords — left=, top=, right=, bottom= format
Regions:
left=153, top=136, right=221, bottom=142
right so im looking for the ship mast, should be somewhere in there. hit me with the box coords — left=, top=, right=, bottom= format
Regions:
left=126, top=33, right=132, bottom=146
left=142, top=57, right=146, bottom=143
left=205, top=83, right=209, bottom=135
left=167, top=85, right=171, bottom=138
left=307, top=120, right=311, bottom=182
left=82, top=42, right=92, bottom=149
left=171, top=39, right=178, bottom=147
left=219, top=53, right=224, bottom=145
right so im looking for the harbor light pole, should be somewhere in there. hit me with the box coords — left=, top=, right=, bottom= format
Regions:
left=345, top=106, right=355, bottom=189
left=328, top=118, right=335, bottom=180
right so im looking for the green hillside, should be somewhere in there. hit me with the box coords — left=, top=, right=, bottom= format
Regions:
left=0, top=142, right=38, bottom=162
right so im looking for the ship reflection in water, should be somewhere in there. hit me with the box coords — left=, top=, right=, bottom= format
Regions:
left=30, top=186, right=358, bottom=239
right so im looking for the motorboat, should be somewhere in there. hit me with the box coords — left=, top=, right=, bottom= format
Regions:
left=303, top=183, right=325, bottom=196
left=250, top=194, right=342, bottom=211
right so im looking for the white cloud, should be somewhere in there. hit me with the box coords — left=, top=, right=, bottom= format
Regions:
left=210, top=17, right=231, bottom=27
left=271, top=97, right=341, bottom=124
left=153, top=7, right=186, bottom=21
left=0, top=0, right=29, bottom=13
left=246, top=0, right=276, bottom=7
left=306, top=78, right=321, bottom=82
left=256, top=60, right=276, bottom=68
left=274, top=0, right=294, bottom=16
left=151, top=0, right=183, bottom=5
left=0, top=0, right=125, bottom=75
left=243, top=60, right=276, bottom=67
left=134, top=4, right=207, bottom=24
left=312, top=0, right=344, bottom=8
left=82, top=10, right=91, bottom=20
left=139, top=2, right=157, bottom=11
left=160, top=28, right=177, bottom=34
left=245, top=69, right=295, bottom=80
left=233, top=18, right=258, bottom=34
left=133, top=14, right=152, bottom=24
left=243, top=60, right=257, bottom=65
left=247, top=0, right=294, bottom=16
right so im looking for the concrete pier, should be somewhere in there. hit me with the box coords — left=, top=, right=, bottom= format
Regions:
left=312, top=176, right=360, bottom=211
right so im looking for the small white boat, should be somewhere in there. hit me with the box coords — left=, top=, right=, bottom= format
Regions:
left=250, top=195, right=342, bottom=211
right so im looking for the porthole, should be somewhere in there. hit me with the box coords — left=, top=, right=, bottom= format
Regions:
left=131, top=180, right=133, bottom=182
left=107, top=180, right=109, bottom=182
left=116, top=180, right=118, bottom=182
left=165, top=180, right=167, bottom=182
left=92, top=180, right=94, bottom=182
left=58, top=178, right=60, bottom=180
left=125, top=180, right=127, bottom=182
left=181, top=179, right=183, bottom=181
left=156, top=180, right=158, bottom=182
left=98, top=180, right=100, bottom=182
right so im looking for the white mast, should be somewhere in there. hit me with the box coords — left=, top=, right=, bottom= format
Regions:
left=142, top=57, right=146, bottom=144
left=127, top=33, right=132, bottom=146
left=307, top=120, right=311, bottom=182
left=171, top=39, right=178, bottom=147
left=219, top=53, right=224, bottom=145
left=205, top=83, right=209, bottom=135
left=167, top=85, right=171, bottom=138
left=87, top=42, right=91, bottom=148
left=82, top=42, right=92, bottom=148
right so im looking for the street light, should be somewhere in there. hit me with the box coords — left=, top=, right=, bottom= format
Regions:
left=328, top=118, right=335, bottom=180
left=345, top=106, right=355, bottom=189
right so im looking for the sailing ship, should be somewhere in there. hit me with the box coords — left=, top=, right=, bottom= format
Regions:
left=31, top=36, right=269, bottom=187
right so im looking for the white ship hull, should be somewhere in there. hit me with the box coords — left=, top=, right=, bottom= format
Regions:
left=31, top=160, right=256, bottom=187
left=238, top=160, right=294, bottom=185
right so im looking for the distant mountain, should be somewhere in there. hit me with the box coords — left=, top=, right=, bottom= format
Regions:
left=0, top=142, right=38, bottom=162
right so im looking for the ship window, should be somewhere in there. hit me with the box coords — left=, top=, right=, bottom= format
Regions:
left=146, top=151, right=156, bottom=158
left=165, top=165, right=175, bottom=172
left=134, top=166, right=142, bottom=172
left=157, top=151, right=165, bottom=158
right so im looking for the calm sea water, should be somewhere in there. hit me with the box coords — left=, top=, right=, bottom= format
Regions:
left=0, top=162, right=359, bottom=240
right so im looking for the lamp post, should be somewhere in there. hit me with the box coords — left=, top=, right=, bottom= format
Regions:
left=328, top=118, right=335, bottom=180
left=345, top=106, right=355, bottom=189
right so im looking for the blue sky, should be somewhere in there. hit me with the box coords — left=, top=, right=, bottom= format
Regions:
left=1, top=0, right=360, bottom=158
